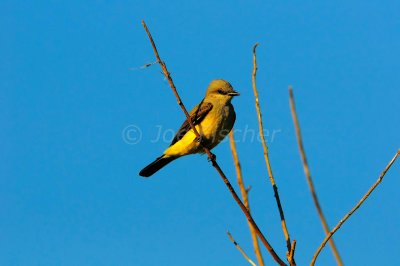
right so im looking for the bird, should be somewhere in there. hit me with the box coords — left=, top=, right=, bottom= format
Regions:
left=139, top=79, right=239, bottom=177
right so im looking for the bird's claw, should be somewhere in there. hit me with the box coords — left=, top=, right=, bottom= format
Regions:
left=195, top=135, right=204, bottom=144
left=207, top=153, right=217, bottom=162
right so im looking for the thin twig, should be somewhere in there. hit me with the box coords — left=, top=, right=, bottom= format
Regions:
left=251, top=43, right=294, bottom=264
left=246, top=185, right=252, bottom=194
left=229, top=131, right=265, bottom=266
left=289, top=87, right=343, bottom=266
left=287, top=240, right=297, bottom=266
left=227, top=231, right=257, bottom=266
left=310, top=150, right=400, bottom=266
left=129, top=61, right=158, bottom=71
left=141, top=21, right=286, bottom=266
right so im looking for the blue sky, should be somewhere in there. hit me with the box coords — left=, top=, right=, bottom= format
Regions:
left=2, top=1, right=400, bottom=265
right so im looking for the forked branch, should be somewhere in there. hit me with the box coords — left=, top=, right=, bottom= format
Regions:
left=251, top=43, right=295, bottom=265
left=287, top=240, right=297, bottom=265
left=142, top=20, right=286, bottom=266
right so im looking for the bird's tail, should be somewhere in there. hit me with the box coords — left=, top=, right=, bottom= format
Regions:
left=139, top=155, right=176, bottom=177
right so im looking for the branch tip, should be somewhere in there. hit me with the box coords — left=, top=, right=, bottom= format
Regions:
left=253, top=43, right=260, bottom=53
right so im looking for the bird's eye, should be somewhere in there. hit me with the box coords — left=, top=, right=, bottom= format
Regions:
left=217, top=89, right=225, bottom=95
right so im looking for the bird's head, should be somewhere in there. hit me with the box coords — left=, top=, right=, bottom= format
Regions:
left=205, top=79, right=240, bottom=102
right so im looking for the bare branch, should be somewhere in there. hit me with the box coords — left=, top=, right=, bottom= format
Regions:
left=251, top=43, right=294, bottom=264
left=289, top=87, right=343, bottom=265
left=141, top=21, right=286, bottom=266
left=227, top=231, right=258, bottom=266
left=287, top=240, right=297, bottom=266
left=229, top=131, right=265, bottom=266
left=310, top=150, right=400, bottom=266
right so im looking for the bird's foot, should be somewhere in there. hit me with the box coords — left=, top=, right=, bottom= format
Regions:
left=207, top=153, right=217, bottom=162
left=194, top=135, right=205, bottom=145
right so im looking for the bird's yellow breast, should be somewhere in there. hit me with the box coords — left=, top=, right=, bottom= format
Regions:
left=164, top=103, right=235, bottom=157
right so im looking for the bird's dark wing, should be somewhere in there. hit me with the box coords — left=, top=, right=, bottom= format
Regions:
left=169, top=100, right=213, bottom=146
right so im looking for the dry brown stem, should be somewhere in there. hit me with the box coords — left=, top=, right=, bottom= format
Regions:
left=287, top=240, right=297, bottom=266
left=310, top=150, right=400, bottom=266
left=251, top=43, right=294, bottom=264
left=288, top=87, right=343, bottom=265
left=229, top=131, right=265, bottom=266
left=142, top=21, right=286, bottom=266
left=227, top=231, right=257, bottom=266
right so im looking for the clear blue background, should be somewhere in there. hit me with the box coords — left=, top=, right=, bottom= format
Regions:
left=2, top=1, right=400, bottom=265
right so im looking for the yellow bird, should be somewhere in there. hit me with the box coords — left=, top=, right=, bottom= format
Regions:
left=139, top=79, right=239, bottom=177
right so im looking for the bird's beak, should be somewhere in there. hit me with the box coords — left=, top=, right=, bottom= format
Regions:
left=228, top=90, right=240, bottom=96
